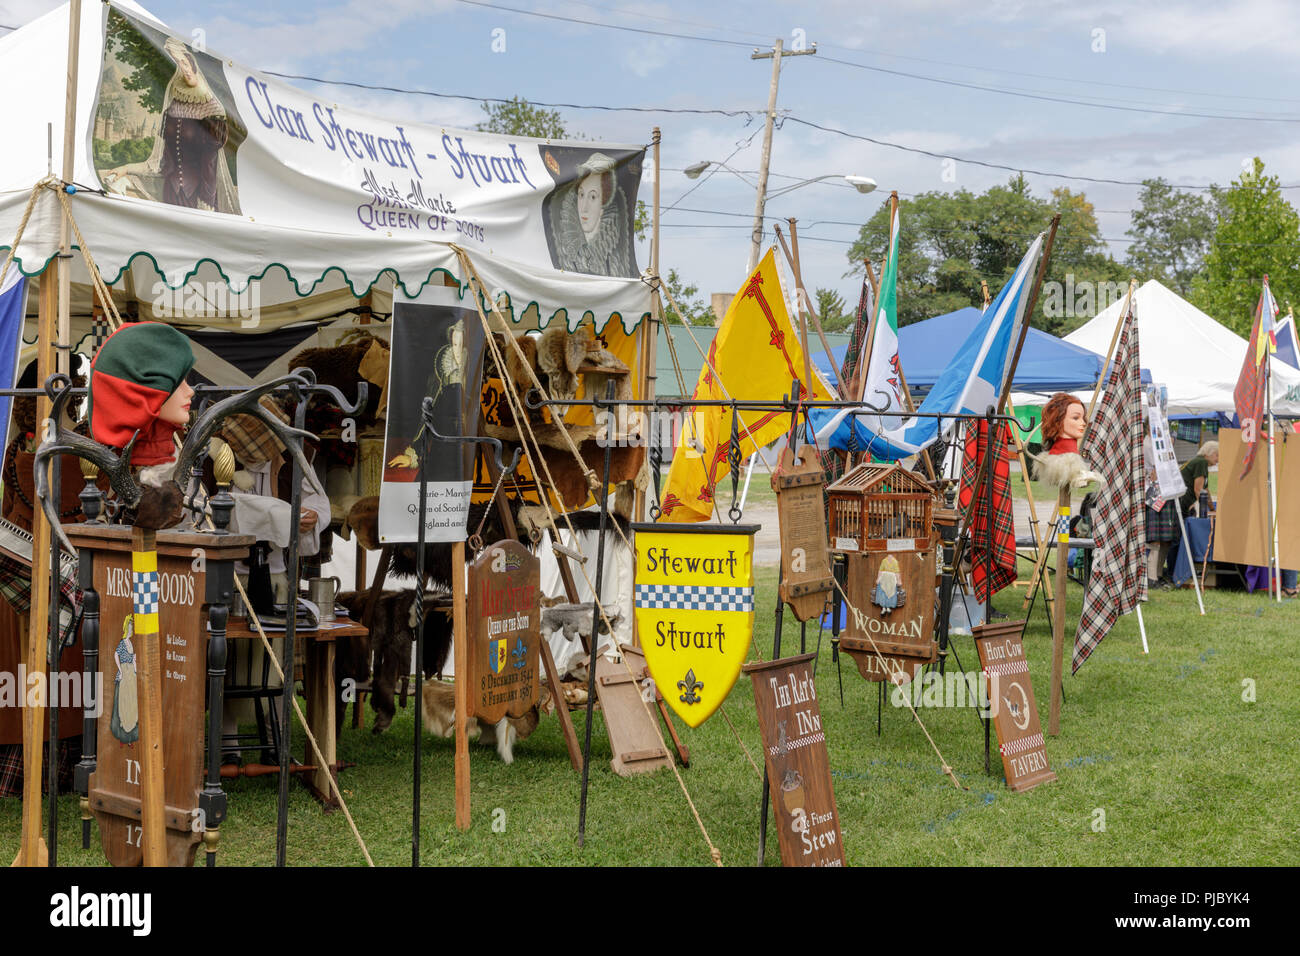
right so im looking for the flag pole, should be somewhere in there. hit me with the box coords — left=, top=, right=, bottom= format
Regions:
left=1265, top=279, right=1280, bottom=602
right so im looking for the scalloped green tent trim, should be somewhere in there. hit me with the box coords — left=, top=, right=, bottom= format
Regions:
left=0, top=245, right=652, bottom=331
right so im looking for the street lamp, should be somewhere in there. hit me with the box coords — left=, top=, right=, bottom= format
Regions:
left=682, top=161, right=877, bottom=269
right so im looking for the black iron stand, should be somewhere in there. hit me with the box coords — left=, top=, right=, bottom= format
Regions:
left=758, top=385, right=802, bottom=867
left=578, top=382, right=617, bottom=847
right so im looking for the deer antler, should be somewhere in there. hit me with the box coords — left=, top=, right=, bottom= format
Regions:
left=32, top=375, right=143, bottom=554
left=172, top=373, right=325, bottom=497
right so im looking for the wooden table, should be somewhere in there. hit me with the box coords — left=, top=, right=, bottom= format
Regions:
left=225, top=615, right=367, bottom=808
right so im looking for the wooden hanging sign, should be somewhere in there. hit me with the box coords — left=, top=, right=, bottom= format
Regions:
left=840, top=550, right=937, bottom=683
left=632, top=522, right=757, bottom=728
left=744, top=653, right=845, bottom=867
left=467, top=539, right=540, bottom=724
left=771, top=446, right=833, bottom=621
left=66, top=525, right=252, bottom=867
left=974, top=620, right=1056, bottom=793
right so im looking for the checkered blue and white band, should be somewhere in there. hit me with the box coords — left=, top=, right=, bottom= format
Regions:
left=133, top=570, right=160, bottom=617
left=635, top=584, right=754, bottom=613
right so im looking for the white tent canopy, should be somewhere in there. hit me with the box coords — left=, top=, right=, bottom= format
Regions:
left=1065, top=279, right=1300, bottom=417
left=0, top=1, right=652, bottom=333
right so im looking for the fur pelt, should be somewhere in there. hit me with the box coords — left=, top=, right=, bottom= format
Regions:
left=1033, top=451, right=1102, bottom=490
left=421, top=681, right=545, bottom=764
left=536, top=326, right=588, bottom=402
left=336, top=588, right=453, bottom=734
left=541, top=603, right=623, bottom=646
left=288, top=333, right=386, bottom=425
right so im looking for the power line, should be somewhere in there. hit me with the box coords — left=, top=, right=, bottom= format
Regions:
left=781, top=116, right=1300, bottom=191
left=812, top=54, right=1300, bottom=123
left=456, top=0, right=1300, bottom=123
left=263, top=70, right=760, bottom=117
left=557, top=1, right=1300, bottom=107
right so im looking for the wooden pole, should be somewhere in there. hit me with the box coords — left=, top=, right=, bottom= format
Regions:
left=1005, top=397, right=1054, bottom=620
left=130, top=526, right=167, bottom=866
left=748, top=40, right=783, bottom=273
left=453, top=541, right=470, bottom=830
left=634, top=127, right=662, bottom=525
left=57, top=0, right=81, bottom=380
left=14, top=272, right=58, bottom=868
left=1048, top=484, right=1069, bottom=737
left=776, top=220, right=844, bottom=396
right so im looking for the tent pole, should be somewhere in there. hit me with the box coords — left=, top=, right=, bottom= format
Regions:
left=1174, top=504, right=1205, bottom=616
left=634, top=127, right=662, bottom=526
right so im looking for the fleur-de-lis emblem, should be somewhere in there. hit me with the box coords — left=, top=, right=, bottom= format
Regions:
left=677, top=669, right=704, bottom=705
left=511, top=637, right=527, bottom=669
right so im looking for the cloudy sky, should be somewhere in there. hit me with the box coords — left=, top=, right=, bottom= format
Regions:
left=4, top=0, right=1298, bottom=309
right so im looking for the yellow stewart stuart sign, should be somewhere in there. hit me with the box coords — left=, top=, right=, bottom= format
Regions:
left=632, top=523, right=758, bottom=727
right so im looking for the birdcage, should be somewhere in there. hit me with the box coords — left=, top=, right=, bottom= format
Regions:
left=826, top=462, right=934, bottom=554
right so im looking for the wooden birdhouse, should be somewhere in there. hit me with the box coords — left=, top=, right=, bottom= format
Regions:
left=826, top=462, right=934, bottom=554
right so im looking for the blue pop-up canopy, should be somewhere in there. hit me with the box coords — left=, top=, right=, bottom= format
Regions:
left=814, top=305, right=1150, bottom=395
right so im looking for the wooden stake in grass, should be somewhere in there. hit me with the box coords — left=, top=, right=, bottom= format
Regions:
left=1049, top=485, right=1069, bottom=737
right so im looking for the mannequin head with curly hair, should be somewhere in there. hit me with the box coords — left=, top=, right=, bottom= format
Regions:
left=1041, top=392, right=1086, bottom=453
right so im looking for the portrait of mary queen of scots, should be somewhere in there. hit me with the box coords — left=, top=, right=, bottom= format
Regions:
left=92, top=8, right=246, bottom=215
left=539, top=144, right=643, bottom=279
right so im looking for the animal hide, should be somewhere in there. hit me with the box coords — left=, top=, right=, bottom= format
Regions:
left=536, top=325, right=588, bottom=402
left=289, top=332, right=387, bottom=425
left=1033, top=451, right=1102, bottom=490
left=421, top=680, right=545, bottom=764
left=336, top=588, right=453, bottom=734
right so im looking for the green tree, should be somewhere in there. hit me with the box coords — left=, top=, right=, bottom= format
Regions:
left=1125, top=178, right=1219, bottom=296
left=1190, top=158, right=1300, bottom=335
left=815, top=287, right=852, bottom=331
left=660, top=269, right=716, bottom=326
left=475, top=96, right=568, bottom=139
left=846, top=175, right=1125, bottom=334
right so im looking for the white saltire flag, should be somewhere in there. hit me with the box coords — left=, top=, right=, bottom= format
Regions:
left=808, top=231, right=1045, bottom=460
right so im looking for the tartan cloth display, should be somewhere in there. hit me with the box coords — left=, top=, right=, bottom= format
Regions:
left=1074, top=302, right=1147, bottom=673
left=0, top=547, right=80, bottom=630
left=1233, top=290, right=1269, bottom=480
left=1144, top=502, right=1180, bottom=543
left=957, top=418, right=1016, bottom=602
left=217, top=395, right=289, bottom=466
left=820, top=278, right=874, bottom=485
left=0, top=739, right=81, bottom=798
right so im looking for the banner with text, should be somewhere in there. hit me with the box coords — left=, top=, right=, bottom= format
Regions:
left=91, top=6, right=644, bottom=279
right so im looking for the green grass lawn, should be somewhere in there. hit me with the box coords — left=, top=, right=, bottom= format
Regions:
left=4, top=565, right=1295, bottom=866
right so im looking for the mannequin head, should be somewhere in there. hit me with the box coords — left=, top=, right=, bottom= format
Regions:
left=89, top=322, right=196, bottom=466
left=1042, top=392, right=1086, bottom=452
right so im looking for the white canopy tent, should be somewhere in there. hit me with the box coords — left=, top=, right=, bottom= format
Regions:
left=0, top=1, right=654, bottom=652
left=1065, top=279, right=1300, bottom=418
left=0, top=1, right=654, bottom=362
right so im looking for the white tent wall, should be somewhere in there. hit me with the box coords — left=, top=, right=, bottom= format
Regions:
left=0, top=1, right=653, bottom=332
left=1065, top=279, right=1300, bottom=417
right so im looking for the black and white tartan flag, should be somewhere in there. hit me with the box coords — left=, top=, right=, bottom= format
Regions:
left=1074, top=300, right=1146, bottom=672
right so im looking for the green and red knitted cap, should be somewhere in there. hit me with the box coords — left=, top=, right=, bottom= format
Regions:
left=89, top=322, right=195, bottom=465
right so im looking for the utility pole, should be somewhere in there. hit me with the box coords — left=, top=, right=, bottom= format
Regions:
left=749, top=38, right=817, bottom=273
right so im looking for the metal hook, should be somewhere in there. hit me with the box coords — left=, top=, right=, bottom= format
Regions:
left=422, top=397, right=521, bottom=476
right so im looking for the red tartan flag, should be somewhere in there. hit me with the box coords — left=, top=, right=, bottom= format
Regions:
left=958, top=419, right=1016, bottom=603
left=1074, top=300, right=1146, bottom=672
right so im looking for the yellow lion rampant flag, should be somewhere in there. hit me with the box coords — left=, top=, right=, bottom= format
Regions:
left=660, top=249, right=832, bottom=522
